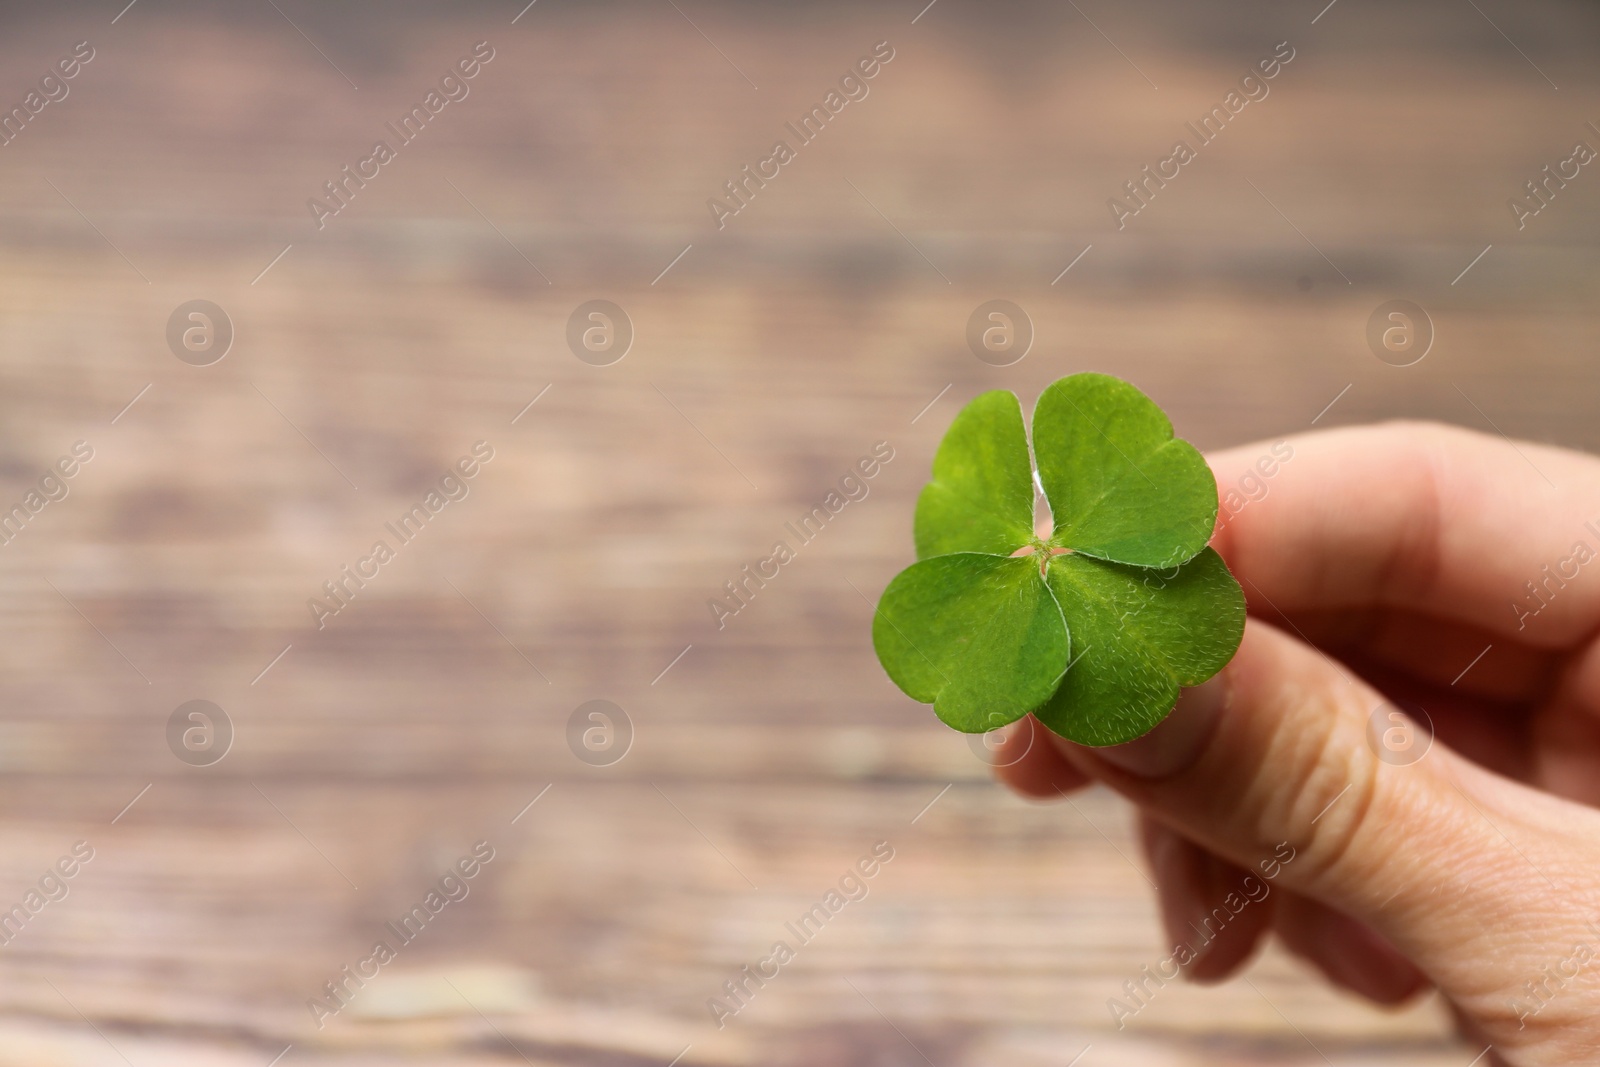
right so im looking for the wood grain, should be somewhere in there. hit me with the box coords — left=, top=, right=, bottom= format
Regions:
left=0, top=0, right=1595, bottom=1062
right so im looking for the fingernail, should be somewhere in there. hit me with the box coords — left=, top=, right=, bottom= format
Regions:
left=1095, top=675, right=1228, bottom=778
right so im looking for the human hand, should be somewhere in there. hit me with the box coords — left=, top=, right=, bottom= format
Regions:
left=994, top=422, right=1600, bottom=1066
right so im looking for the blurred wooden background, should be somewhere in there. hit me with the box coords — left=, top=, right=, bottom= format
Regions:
left=0, top=0, right=1597, bottom=1063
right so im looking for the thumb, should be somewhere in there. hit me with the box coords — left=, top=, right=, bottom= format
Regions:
left=1054, top=619, right=1600, bottom=1058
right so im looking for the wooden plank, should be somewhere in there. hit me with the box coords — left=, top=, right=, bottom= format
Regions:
left=0, top=1, right=1594, bottom=1061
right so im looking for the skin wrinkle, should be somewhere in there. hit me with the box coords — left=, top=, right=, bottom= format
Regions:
left=1336, top=764, right=1475, bottom=930
left=1010, top=422, right=1600, bottom=1061
left=1199, top=652, right=1315, bottom=837
left=1441, top=857, right=1600, bottom=1066
left=1448, top=752, right=1600, bottom=905
left=1246, top=659, right=1487, bottom=942
left=1228, top=642, right=1579, bottom=1026
left=1182, top=630, right=1450, bottom=928
left=1387, top=761, right=1594, bottom=1024
left=1288, top=717, right=1382, bottom=901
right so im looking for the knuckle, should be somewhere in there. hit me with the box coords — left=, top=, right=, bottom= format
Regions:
left=1233, top=677, right=1385, bottom=890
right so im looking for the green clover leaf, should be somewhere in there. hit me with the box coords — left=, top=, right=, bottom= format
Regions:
left=913, top=390, right=1036, bottom=559
left=873, top=553, right=1068, bottom=731
left=1033, top=374, right=1219, bottom=568
left=874, top=373, right=1245, bottom=745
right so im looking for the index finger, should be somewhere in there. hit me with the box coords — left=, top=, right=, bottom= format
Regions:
left=1207, top=420, right=1600, bottom=647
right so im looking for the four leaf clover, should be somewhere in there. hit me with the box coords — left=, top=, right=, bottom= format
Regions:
left=872, top=373, right=1245, bottom=746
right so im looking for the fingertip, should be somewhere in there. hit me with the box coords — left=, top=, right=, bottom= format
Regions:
left=1274, top=893, right=1431, bottom=1006
left=1140, top=818, right=1211, bottom=961
left=1043, top=674, right=1230, bottom=783
left=1183, top=851, right=1276, bottom=984
left=1096, top=677, right=1230, bottom=779
left=1139, top=818, right=1274, bottom=985
left=991, top=715, right=1091, bottom=798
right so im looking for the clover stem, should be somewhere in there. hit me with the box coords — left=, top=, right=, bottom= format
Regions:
left=1009, top=538, right=1058, bottom=575
left=1010, top=538, right=1071, bottom=577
